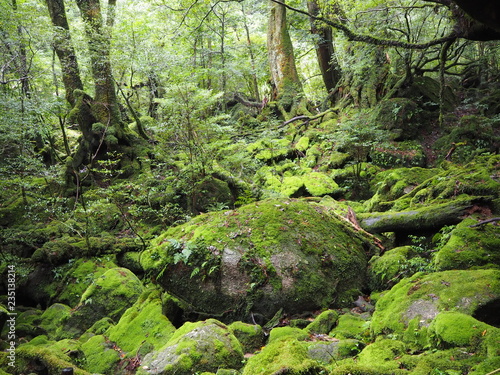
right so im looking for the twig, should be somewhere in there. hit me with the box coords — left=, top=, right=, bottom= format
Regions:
left=469, top=218, right=500, bottom=228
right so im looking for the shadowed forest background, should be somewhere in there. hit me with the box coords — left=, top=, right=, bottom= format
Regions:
left=1, top=0, right=500, bottom=374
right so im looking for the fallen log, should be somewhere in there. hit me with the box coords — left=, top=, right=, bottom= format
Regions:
left=358, top=198, right=484, bottom=233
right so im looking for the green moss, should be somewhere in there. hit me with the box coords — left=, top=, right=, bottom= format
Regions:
left=228, top=321, right=265, bottom=353
left=365, top=167, right=438, bottom=212
left=399, top=347, right=485, bottom=374
left=268, top=326, right=309, bottom=343
left=368, top=246, right=412, bottom=291
left=106, top=288, right=176, bottom=356
left=139, top=319, right=244, bottom=375
left=56, top=257, right=118, bottom=306
left=434, top=218, right=500, bottom=270
left=428, top=311, right=494, bottom=348
left=295, top=136, right=310, bottom=152
left=305, top=309, right=339, bottom=335
left=80, top=334, right=121, bottom=374
left=142, top=198, right=372, bottom=318
left=62, top=267, right=144, bottom=338
left=371, top=269, right=500, bottom=348
left=16, top=336, right=90, bottom=375
left=241, top=337, right=325, bottom=375
left=330, top=313, right=371, bottom=341
left=356, top=339, right=407, bottom=372
left=39, top=303, right=71, bottom=340
left=247, top=138, right=291, bottom=161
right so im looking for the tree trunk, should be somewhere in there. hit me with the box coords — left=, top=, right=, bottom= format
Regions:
left=267, top=0, right=303, bottom=113
left=357, top=198, right=481, bottom=233
left=45, top=0, right=83, bottom=106
left=75, top=0, right=123, bottom=132
left=307, top=0, right=341, bottom=97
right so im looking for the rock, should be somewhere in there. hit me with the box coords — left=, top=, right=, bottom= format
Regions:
left=368, top=246, right=414, bottom=291
left=371, top=98, right=423, bottom=141
left=371, top=269, right=500, bottom=350
left=434, top=218, right=500, bottom=270
left=307, top=339, right=363, bottom=364
left=305, top=309, right=339, bottom=335
left=138, top=319, right=244, bottom=375
left=241, top=337, right=325, bottom=375
left=15, top=336, right=90, bottom=375
left=268, top=326, right=309, bottom=343
left=80, top=334, right=121, bottom=374
left=106, top=288, right=176, bottom=356
left=228, top=321, right=265, bottom=353
left=141, top=198, right=375, bottom=320
left=61, top=267, right=144, bottom=338
left=329, top=313, right=371, bottom=341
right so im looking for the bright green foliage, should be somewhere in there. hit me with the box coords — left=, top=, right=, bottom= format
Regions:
left=268, top=326, right=309, bottom=343
left=39, top=303, right=72, bottom=340
left=15, top=336, right=90, bottom=375
left=356, top=339, right=407, bottom=372
left=428, top=311, right=495, bottom=348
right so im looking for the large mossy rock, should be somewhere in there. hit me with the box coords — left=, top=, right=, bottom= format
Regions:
left=371, top=269, right=500, bottom=350
left=141, top=198, right=374, bottom=319
left=138, top=319, right=244, bottom=375
left=434, top=218, right=500, bottom=270
left=62, top=267, right=144, bottom=338
left=371, top=98, right=423, bottom=141
left=106, top=288, right=177, bottom=357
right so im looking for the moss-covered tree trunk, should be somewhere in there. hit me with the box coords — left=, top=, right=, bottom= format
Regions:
left=75, top=0, right=124, bottom=135
left=267, top=0, right=305, bottom=118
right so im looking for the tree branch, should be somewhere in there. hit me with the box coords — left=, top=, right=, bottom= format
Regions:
left=269, top=0, right=458, bottom=49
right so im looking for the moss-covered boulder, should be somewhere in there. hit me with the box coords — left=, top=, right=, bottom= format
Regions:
left=428, top=311, right=499, bottom=349
left=433, top=114, right=500, bottom=163
left=434, top=218, right=500, bottom=270
left=241, top=337, right=325, bottom=375
left=256, top=166, right=342, bottom=198
left=141, top=198, right=374, bottom=319
left=371, top=269, right=500, bottom=350
left=138, top=319, right=244, bottom=375
left=372, top=98, right=423, bottom=140
left=80, top=334, right=121, bottom=374
left=329, top=313, right=371, bottom=341
left=368, top=246, right=418, bottom=291
left=15, top=335, right=90, bottom=375
left=228, top=321, right=265, bottom=353
left=62, top=267, right=144, bottom=338
left=106, top=288, right=177, bottom=357
left=305, top=309, right=339, bottom=335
